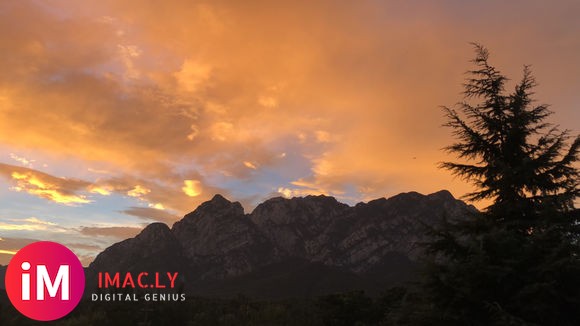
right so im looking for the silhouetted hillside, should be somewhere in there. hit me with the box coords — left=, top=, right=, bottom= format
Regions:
left=87, top=190, right=474, bottom=298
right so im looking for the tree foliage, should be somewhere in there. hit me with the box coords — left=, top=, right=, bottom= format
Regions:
left=412, top=44, right=580, bottom=326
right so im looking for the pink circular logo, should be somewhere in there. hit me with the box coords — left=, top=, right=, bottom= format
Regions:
left=5, top=241, right=85, bottom=321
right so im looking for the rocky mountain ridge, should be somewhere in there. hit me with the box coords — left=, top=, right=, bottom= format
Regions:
left=87, top=190, right=474, bottom=297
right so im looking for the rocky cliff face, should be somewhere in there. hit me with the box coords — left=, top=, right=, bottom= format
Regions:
left=87, top=190, right=474, bottom=297
left=0, top=265, right=5, bottom=289
left=250, top=195, right=350, bottom=261
left=248, top=190, right=472, bottom=273
left=340, top=190, right=470, bottom=273
left=172, top=194, right=277, bottom=279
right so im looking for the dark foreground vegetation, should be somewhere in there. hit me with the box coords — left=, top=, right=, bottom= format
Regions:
left=1, top=289, right=407, bottom=326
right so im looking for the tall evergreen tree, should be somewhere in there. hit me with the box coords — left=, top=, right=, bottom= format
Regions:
left=411, top=44, right=579, bottom=326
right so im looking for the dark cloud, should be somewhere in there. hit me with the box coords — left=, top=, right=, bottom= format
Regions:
left=64, top=242, right=104, bottom=252
left=79, top=226, right=142, bottom=239
left=0, top=237, right=39, bottom=251
left=0, top=237, right=40, bottom=265
left=120, top=207, right=180, bottom=225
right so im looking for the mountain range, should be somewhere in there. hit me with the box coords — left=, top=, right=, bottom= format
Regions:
left=85, top=190, right=474, bottom=298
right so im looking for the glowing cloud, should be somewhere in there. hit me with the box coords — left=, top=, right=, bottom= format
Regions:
left=9, top=171, right=91, bottom=205
left=0, top=221, right=51, bottom=231
left=0, top=0, right=575, bottom=212
left=315, top=131, right=333, bottom=143
left=89, top=185, right=113, bottom=196
left=277, top=186, right=325, bottom=199
left=210, top=122, right=235, bottom=142
left=19, top=217, right=57, bottom=226
left=244, top=161, right=258, bottom=170
left=175, top=59, right=212, bottom=93
left=127, top=185, right=151, bottom=197
left=182, top=180, right=202, bottom=197
left=149, top=203, right=165, bottom=210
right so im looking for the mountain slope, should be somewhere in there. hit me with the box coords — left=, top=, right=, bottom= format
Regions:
left=172, top=194, right=277, bottom=279
left=87, top=190, right=474, bottom=297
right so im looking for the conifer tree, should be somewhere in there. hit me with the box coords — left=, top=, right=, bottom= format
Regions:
left=414, top=44, right=579, bottom=326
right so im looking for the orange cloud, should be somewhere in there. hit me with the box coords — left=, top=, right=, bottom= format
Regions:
left=182, top=180, right=202, bottom=197
left=88, top=185, right=113, bottom=196
left=175, top=59, right=212, bottom=93
left=0, top=0, right=577, bottom=212
left=243, top=161, right=258, bottom=170
left=127, top=185, right=151, bottom=198
left=0, top=163, right=221, bottom=213
left=10, top=172, right=91, bottom=205
left=0, top=164, right=92, bottom=205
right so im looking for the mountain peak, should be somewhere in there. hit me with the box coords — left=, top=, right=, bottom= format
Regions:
left=385, top=190, right=457, bottom=204
left=251, top=194, right=349, bottom=226
left=141, top=221, right=170, bottom=232
left=135, top=222, right=173, bottom=242
left=181, top=194, right=245, bottom=220
left=210, top=193, right=229, bottom=203
left=171, top=195, right=273, bottom=278
left=427, top=190, right=455, bottom=201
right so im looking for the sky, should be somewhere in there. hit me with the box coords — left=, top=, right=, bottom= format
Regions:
left=0, top=0, right=578, bottom=266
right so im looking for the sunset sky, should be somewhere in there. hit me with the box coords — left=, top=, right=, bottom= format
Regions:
left=1, top=0, right=578, bottom=265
